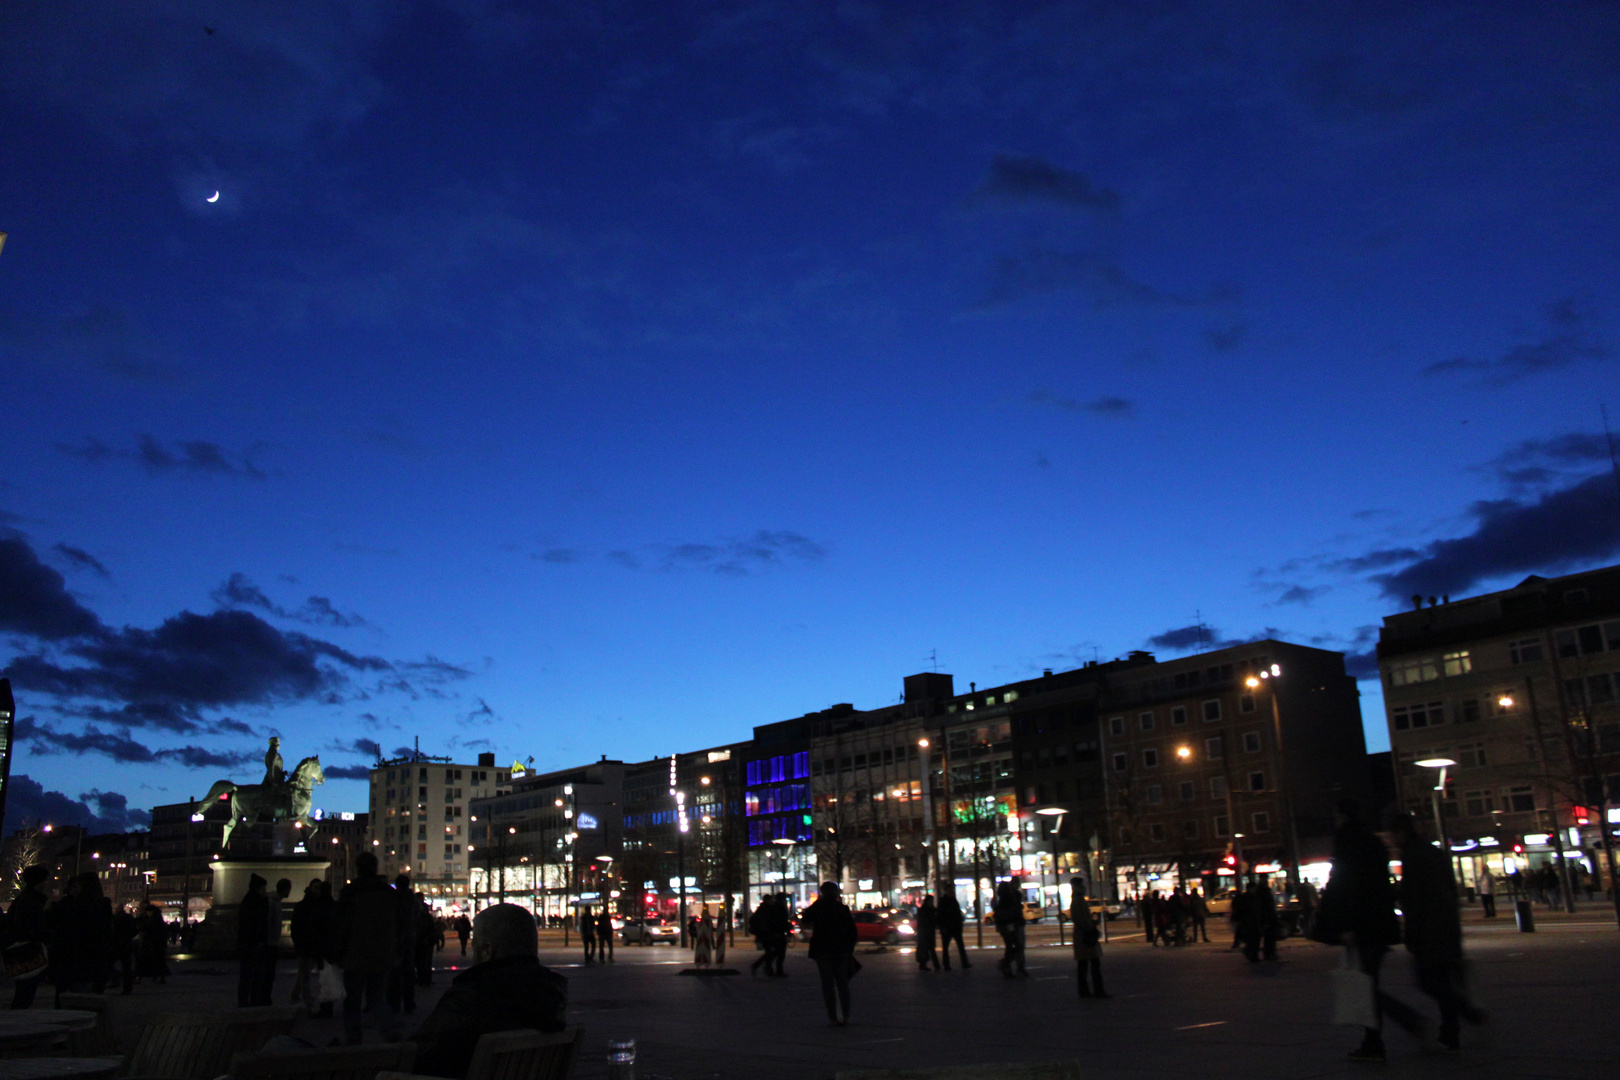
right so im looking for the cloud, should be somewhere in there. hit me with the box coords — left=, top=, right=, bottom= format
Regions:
left=535, top=548, right=584, bottom=564
left=464, top=698, right=497, bottom=725
left=398, top=656, right=475, bottom=683
left=325, top=765, right=372, bottom=780
left=1204, top=323, right=1250, bottom=351
left=0, top=534, right=107, bottom=641
left=1275, top=584, right=1327, bottom=605
left=1, top=774, right=151, bottom=833
left=1146, top=624, right=1248, bottom=653
left=58, top=436, right=267, bottom=478
left=972, top=155, right=1120, bottom=212
left=542, top=532, right=829, bottom=576
left=1421, top=296, right=1609, bottom=386
left=16, top=718, right=255, bottom=770
left=1025, top=390, right=1134, bottom=417
left=980, top=247, right=1237, bottom=310
left=211, top=572, right=367, bottom=628
left=0, top=306, right=187, bottom=386
left=53, top=544, right=110, bottom=578
left=1370, top=473, right=1620, bottom=600
left=1478, top=432, right=1613, bottom=491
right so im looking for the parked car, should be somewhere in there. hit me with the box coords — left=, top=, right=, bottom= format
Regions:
left=853, top=909, right=914, bottom=945
left=980, top=902, right=1046, bottom=924
left=621, top=916, right=682, bottom=945
left=1085, top=898, right=1123, bottom=921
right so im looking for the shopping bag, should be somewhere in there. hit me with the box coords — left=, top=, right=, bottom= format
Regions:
left=1330, top=954, right=1377, bottom=1028
left=2, top=941, right=47, bottom=981
left=317, top=963, right=346, bottom=1003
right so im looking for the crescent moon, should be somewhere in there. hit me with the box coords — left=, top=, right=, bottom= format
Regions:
left=206, top=191, right=220, bottom=203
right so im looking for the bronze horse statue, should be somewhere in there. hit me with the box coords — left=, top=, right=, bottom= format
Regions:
left=196, top=755, right=326, bottom=848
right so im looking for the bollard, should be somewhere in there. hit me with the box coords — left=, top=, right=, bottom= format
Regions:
left=1514, top=899, right=1535, bottom=932
left=607, top=1037, right=636, bottom=1080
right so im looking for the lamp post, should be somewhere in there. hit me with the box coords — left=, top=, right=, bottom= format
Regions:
left=1245, top=666, right=1303, bottom=892
left=675, top=788, right=689, bottom=948
left=1036, top=807, right=1067, bottom=946
left=1414, top=758, right=1457, bottom=864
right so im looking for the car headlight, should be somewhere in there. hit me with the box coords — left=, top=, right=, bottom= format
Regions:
left=898, top=923, right=914, bottom=935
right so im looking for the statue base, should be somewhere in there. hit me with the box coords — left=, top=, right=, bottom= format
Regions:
left=184, top=856, right=332, bottom=959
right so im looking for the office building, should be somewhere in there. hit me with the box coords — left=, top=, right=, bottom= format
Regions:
left=367, top=751, right=512, bottom=904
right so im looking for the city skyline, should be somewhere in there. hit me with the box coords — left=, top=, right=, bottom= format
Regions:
left=2, top=3, right=1617, bottom=830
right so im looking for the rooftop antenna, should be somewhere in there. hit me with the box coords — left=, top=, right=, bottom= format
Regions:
left=929, top=648, right=938, bottom=673
left=1194, top=610, right=1212, bottom=651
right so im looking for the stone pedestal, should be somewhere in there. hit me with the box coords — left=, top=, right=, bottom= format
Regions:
left=184, top=856, right=331, bottom=958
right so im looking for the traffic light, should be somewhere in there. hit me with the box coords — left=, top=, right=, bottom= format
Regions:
left=1222, top=852, right=1237, bottom=867
left=1512, top=842, right=1524, bottom=854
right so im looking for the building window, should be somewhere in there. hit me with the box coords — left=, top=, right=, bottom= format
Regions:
left=1004, top=691, right=1018, bottom=703
left=1251, top=812, right=1271, bottom=833
left=1142, top=748, right=1159, bottom=768
left=1464, top=790, right=1494, bottom=817
left=1171, top=706, right=1188, bottom=726
left=1180, top=781, right=1195, bottom=802
left=1205, top=735, right=1224, bottom=760
left=1508, top=785, right=1535, bottom=812
left=1389, top=657, right=1441, bottom=686
left=1140, top=712, right=1155, bottom=731
left=1213, top=814, right=1229, bottom=838
left=1442, top=651, right=1472, bottom=677
left=1459, top=698, right=1481, bottom=724
left=1202, top=700, right=1222, bottom=722
left=1239, top=693, right=1256, bottom=714
left=1112, top=752, right=1127, bottom=772
left=1556, top=622, right=1620, bottom=658
left=1509, top=638, right=1544, bottom=665
left=1145, top=784, right=1163, bottom=805
left=1249, top=771, right=1266, bottom=792
left=1392, top=701, right=1445, bottom=731
left=1149, top=823, right=1167, bottom=843
left=1108, top=716, right=1125, bottom=736
left=1209, top=776, right=1227, bottom=799
left=1242, top=731, right=1262, bottom=753
left=1457, top=742, right=1487, bottom=768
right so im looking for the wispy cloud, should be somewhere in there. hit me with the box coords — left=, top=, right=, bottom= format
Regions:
left=537, top=531, right=829, bottom=576
left=212, top=571, right=368, bottom=629
left=1025, top=390, right=1134, bottom=417
left=1422, top=294, right=1609, bottom=385
left=58, top=435, right=267, bottom=479
left=972, top=155, right=1120, bottom=213
left=52, top=543, right=110, bottom=578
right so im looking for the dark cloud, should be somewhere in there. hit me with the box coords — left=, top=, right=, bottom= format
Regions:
left=465, top=698, right=497, bottom=725
left=1025, top=390, right=1134, bottom=417
left=535, top=548, right=583, bottom=564
left=1, top=774, right=151, bottom=833
left=981, top=247, right=1237, bottom=310
left=1478, top=432, right=1613, bottom=490
left=606, top=550, right=641, bottom=569
left=16, top=718, right=255, bottom=770
left=1275, top=585, right=1327, bottom=605
left=1371, top=473, right=1620, bottom=600
left=211, top=572, right=367, bottom=629
left=398, top=656, right=475, bottom=683
left=972, top=155, right=1120, bottom=213
left=325, top=764, right=371, bottom=780
left=1146, top=624, right=1245, bottom=653
left=53, top=544, right=110, bottom=578
left=0, top=305, right=186, bottom=386
left=57, top=435, right=266, bottom=478
left=0, top=534, right=106, bottom=641
left=1204, top=323, right=1250, bottom=351
left=548, top=532, right=828, bottom=576
left=1421, top=295, right=1609, bottom=385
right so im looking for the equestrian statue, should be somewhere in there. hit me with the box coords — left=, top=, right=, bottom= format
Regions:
left=196, top=737, right=327, bottom=848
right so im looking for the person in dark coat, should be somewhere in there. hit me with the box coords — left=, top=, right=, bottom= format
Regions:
left=1188, top=886, right=1211, bottom=943
left=6, top=865, right=50, bottom=1009
left=253, top=877, right=290, bottom=1006
left=135, top=903, right=170, bottom=984
left=800, top=881, right=857, bottom=1026
left=937, top=892, right=969, bottom=970
left=992, top=881, right=1027, bottom=977
left=1069, top=879, right=1108, bottom=998
left=1312, top=799, right=1407, bottom=1062
left=416, top=897, right=439, bottom=985
left=1389, top=813, right=1486, bottom=1050
left=454, top=913, right=471, bottom=956
left=50, top=872, right=112, bottom=1003
left=578, top=904, right=596, bottom=963
left=1238, top=879, right=1279, bottom=962
left=595, top=909, right=614, bottom=962
left=387, top=875, right=420, bottom=1014
left=110, top=903, right=138, bottom=994
left=335, top=852, right=400, bottom=1045
left=237, top=874, right=271, bottom=1007
left=764, top=894, right=791, bottom=976
left=410, top=903, right=567, bottom=1079
left=289, top=878, right=333, bottom=1014
left=748, top=897, right=774, bottom=976
left=914, top=895, right=940, bottom=971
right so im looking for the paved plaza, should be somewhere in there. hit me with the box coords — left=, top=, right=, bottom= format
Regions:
left=63, top=906, right=1620, bottom=1080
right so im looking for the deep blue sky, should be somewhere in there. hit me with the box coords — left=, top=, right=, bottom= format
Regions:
left=4, top=2, right=1618, bottom=833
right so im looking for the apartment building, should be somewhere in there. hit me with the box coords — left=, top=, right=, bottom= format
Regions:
left=741, top=716, right=815, bottom=911
left=1378, top=566, right=1620, bottom=887
left=367, top=751, right=511, bottom=905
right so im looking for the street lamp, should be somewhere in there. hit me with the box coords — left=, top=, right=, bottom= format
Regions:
left=1415, top=758, right=1457, bottom=860
left=1036, top=807, right=1067, bottom=945
left=1245, top=666, right=1304, bottom=892
left=1498, top=689, right=1579, bottom=914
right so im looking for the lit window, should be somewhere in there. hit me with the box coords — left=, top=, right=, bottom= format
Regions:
left=1389, top=657, right=1441, bottom=686
left=1443, top=651, right=1472, bottom=677
left=1004, top=691, right=1018, bottom=703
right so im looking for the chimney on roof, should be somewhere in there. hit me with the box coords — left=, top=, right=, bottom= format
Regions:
left=1043, top=669, right=1053, bottom=677
left=1411, top=594, right=1423, bottom=610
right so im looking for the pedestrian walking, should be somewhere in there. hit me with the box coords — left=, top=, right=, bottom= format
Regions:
left=1389, top=814, right=1487, bottom=1051
left=579, top=905, right=597, bottom=963
left=255, top=878, right=290, bottom=1006
left=937, top=892, right=970, bottom=969
left=914, top=896, right=940, bottom=971
left=1069, top=879, right=1108, bottom=998
left=1143, top=891, right=1159, bottom=946
left=1476, top=869, right=1496, bottom=919
left=1188, top=887, right=1210, bottom=943
left=748, top=897, right=772, bottom=976
left=800, top=882, right=857, bottom=1026
left=134, top=903, right=170, bottom=985
left=110, top=904, right=137, bottom=994
left=595, top=909, right=615, bottom=961
left=1295, top=880, right=1319, bottom=939
left=766, top=894, right=791, bottom=975
left=1312, top=798, right=1407, bottom=1063
left=290, top=879, right=333, bottom=1014
left=992, top=881, right=1027, bottom=977
left=237, top=874, right=271, bottom=1007
left=6, top=865, right=50, bottom=1009
left=455, top=913, right=471, bottom=956
left=335, top=851, right=401, bottom=1046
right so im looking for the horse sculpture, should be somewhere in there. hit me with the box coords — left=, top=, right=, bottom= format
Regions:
left=197, top=755, right=326, bottom=848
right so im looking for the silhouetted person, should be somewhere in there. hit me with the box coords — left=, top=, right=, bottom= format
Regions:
left=290, top=878, right=333, bottom=1014
left=1295, top=879, right=1319, bottom=938
left=992, top=881, right=1027, bottom=976
left=595, top=909, right=614, bottom=961
left=237, top=874, right=271, bottom=1007
left=1475, top=870, right=1496, bottom=919
left=1188, top=887, right=1210, bottom=943
left=252, top=877, right=290, bottom=1006
left=914, top=896, right=940, bottom=971
left=1389, top=813, right=1487, bottom=1051
left=387, top=875, right=420, bottom=1013
left=1313, top=799, right=1407, bottom=1063
left=801, top=881, right=857, bottom=1026
left=111, top=903, right=138, bottom=994
left=748, top=897, right=773, bottom=976
left=766, top=894, right=791, bottom=975
left=135, top=903, right=169, bottom=985
left=335, top=852, right=400, bottom=1045
left=579, top=904, right=596, bottom=962
left=1069, top=879, right=1108, bottom=998
left=454, top=913, right=471, bottom=955
left=410, top=904, right=567, bottom=1079
left=7, top=865, right=50, bottom=1009
left=937, top=892, right=969, bottom=969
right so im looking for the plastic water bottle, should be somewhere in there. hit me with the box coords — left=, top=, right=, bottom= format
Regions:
left=607, top=1037, right=636, bottom=1080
